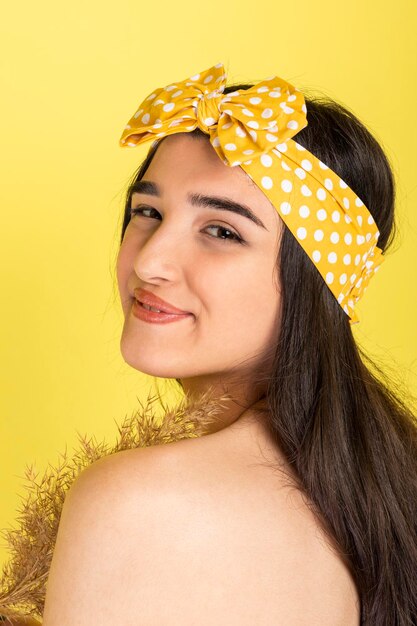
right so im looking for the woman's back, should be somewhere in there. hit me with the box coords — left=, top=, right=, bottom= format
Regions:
left=42, top=410, right=361, bottom=625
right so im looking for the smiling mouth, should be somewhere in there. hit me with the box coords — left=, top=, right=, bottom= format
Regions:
left=141, top=303, right=164, bottom=313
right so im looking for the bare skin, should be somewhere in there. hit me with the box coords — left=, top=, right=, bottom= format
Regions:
left=42, top=133, right=360, bottom=623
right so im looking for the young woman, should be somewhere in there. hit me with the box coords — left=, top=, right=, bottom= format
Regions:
left=6, top=63, right=416, bottom=625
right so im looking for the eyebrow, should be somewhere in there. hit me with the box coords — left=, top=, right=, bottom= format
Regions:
left=129, top=180, right=267, bottom=230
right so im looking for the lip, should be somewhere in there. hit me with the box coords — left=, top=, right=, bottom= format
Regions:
left=133, top=288, right=191, bottom=315
left=132, top=299, right=192, bottom=324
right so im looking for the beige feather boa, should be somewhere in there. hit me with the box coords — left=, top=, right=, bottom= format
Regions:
left=0, top=387, right=229, bottom=624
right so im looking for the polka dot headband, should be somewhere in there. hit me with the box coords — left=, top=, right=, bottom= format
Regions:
left=119, top=62, right=384, bottom=324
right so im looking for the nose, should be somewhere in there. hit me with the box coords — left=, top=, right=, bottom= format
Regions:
left=132, top=218, right=188, bottom=284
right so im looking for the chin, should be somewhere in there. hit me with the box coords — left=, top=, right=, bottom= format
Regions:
left=119, top=336, right=188, bottom=379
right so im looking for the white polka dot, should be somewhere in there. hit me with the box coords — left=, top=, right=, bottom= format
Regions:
left=366, top=260, right=374, bottom=269
left=339, top=273, right=348, bottom=285
left=212, top=137, right=220, bottom=147
left=268, top=91, right=281, bottom=98
left=225, top=143, right=237, bottom=151
left=324, top=178, right=333, bottom=190
left=262, top=108, right=274, bottom=119
left=367, top=215, right=374, bottom=225
left=280, top=161, right=291, bottom=172
left=294, top=167, right=306, bottom=179
left=276, top=142, right=287, bottom=152
left=317, top=209, right=327, bottom=221
left=141, top=112, right=151, bottom=123
left=203, top=74, right=214, bottom=84
left=299, top=205, right=310, bottom=218
left=317, top=188, right=327, bottom=201
left=257, top=86, right=269, bottom=93
left=312, top=250, right=321, bottom=262
left=247, top=120, right=259, bottom=129
left=301, top=159, right=313, bottom=171
left=355, top=254, right=361, bottom=265
left=281, top=180, right=292, bottom=193
left=339, top=179, right=348, bottom=188
left=294, top=142, right=306, bottom=151
left=318, top=160, right=329, bottom=169
left=242, top=108, right=254, bottom=117
left=190, top=73, right=200, bottom=81
left=280, top=201, right=291, bottom=215
left=243, top=149, right=254, bottom=155
left=171, top=90, right=183, bottom=98
left=235, top=126, right=245, bottom=137
left=162, top=103, right=175, bottom=112
left=249, top=97, right=262, bottom=105
left=331, top=210, right=341, bottom=223
left=266, top=133, right=278, bottom=142
left=356, top=235, right=365, bottom=245
left=326, top=272, right=334, bottom=284
left=343, top=197, right=350, bottom=209
left=343, top=305, right=349, bottom=315
left=344, top=214, right=352, bottom=224
left=297, top=227, right=307, bottom=240
left=365, top=233, right=372, bottom=242
left=261, top=154, right=273, bottom=167
left=357, top=215, right=363, bottom=226
left=301, top=184, right=312, bottom=196
left=343, top=254, right=351, bottom=265
left=355, top=277, right=363, bottom=289
left=203, top=117, right=216, bottom=126
left=261, top=176, right=273, bottom=190
left=222, top=122, right=233, bottom=130
left=314, top=229, right=324, bottom=241
left=344, top=233, right=353, bottom=245
left=350, top=274, right=357, bottom=284
left=280, top=103, right=294, bottom=114
left=248, top=130, right=257, bottom=142
left=355, top=197, right=364, bottom=207
left=330, top=232, right=339, bottom=244
left=287, top=120, right=298, bottom=130
left=328, top=252, right=338, bottom=264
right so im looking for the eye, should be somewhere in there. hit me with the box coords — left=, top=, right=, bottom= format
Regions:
left=129, top=205, right=244, bottom=245
left=130, top=206, right=161, bottom=220
left=204, top=225, right=244, bottom=244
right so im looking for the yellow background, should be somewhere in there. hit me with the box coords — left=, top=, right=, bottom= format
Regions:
left=1, top=0, right=416, bottom=567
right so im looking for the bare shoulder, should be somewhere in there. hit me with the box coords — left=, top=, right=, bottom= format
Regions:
left=43, top=436, right=360, bottom=625
left=42, top=443, right=186, bottom=625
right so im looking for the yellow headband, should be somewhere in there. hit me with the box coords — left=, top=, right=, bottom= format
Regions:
left=119, top=62, right=384, bottom=324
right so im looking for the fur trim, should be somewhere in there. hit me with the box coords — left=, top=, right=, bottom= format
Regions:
left=0, top=387, right=230, bottom=622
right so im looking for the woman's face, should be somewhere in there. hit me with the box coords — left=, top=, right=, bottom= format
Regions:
left=117, top=133, right=283, bottom=388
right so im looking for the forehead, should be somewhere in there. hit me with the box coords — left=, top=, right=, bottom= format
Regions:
left=141, top=133, right=281, bottom=228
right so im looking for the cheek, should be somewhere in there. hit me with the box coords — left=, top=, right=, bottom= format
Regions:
left=206, top=255, right=281, bottom=331
left=116, top=236, right=136, bottom=294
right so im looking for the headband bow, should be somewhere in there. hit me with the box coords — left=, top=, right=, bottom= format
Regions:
left=120, top=62, right=384, bottom=324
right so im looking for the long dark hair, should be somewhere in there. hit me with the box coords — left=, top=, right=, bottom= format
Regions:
left=119, top=84, right=417, bottom=624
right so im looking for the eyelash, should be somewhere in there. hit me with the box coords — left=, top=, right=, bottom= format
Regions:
left=129, top=206, right=245, bottom=244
